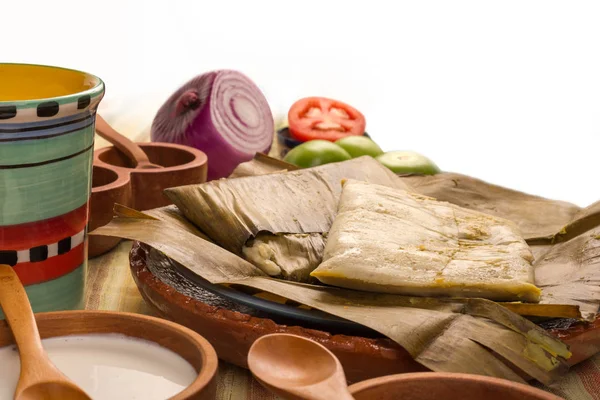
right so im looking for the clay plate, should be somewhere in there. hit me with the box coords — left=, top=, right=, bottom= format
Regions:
left=129, top=242, right=600, bottom=384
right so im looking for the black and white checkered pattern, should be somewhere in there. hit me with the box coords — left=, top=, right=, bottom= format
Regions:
left=0, top=228, right=86, bottom=266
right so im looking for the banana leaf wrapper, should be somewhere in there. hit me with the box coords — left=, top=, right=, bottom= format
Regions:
left=90, top=214, right=571, bottom=386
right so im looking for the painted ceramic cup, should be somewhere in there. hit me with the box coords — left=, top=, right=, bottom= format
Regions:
left=0, top=63, right=104, bottom=315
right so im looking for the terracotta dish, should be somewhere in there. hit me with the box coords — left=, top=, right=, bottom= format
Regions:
left=129, top=242, right=600, bottom=384
left=89, top=120, right=208, bottom=257
left=0, top=310, right=219, bottom=400
left=347, top=372, right=562, bottom=400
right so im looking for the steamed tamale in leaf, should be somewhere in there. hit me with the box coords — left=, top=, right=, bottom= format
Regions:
left=311, top=179, right=541, bottom=302
left=393, top=171, right=600, bottom=321
left=90, top=215, right=570, bottom=385
left=164, top=156, right=409, bottom=280
left=242, top=233, right=325, bottom=282
left=166, top=153, right=589, bottom=318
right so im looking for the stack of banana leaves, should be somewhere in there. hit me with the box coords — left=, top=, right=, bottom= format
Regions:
left=92, top=154, right=600, bottom=387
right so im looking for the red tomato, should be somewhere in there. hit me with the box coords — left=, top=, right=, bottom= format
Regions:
left=287, top=97, right=366, bottom=142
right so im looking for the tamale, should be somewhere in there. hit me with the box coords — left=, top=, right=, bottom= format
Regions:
left=311, top=179, right=541, bottom=302
left=242, top=233, right=325, bottom=281
left=164, top=156, right=409, bottom=280
left=397, top=171, right=600, bottom=321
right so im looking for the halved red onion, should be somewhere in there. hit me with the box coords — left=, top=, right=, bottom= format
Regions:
left=151, top=70, right=274, bottom=180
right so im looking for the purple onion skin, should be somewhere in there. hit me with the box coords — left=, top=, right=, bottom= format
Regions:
left=151, top=70, right=274, bottom=180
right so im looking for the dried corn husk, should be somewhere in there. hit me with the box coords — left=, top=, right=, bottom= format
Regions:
left=164, top=156, right=409, bottom=280
left=229, top=152, right=299, bottom=178
left=401, top=173, right=581, bottom=241
left=164, top=156, right=408, bottom=254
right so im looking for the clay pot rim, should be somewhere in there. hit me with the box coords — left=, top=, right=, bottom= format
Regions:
left=91, top=163, right=131, bottom=193
left=0, top=309, right=218, bottom=400
left=93, top=142, right=208, bottom=174
left=347, top=371, right=560, bottom=399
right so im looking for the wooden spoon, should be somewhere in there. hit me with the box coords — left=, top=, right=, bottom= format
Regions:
left=0, top=265, right=91, bottom=400
left=94, top=115, right=162, bottom=169
left=247, top=333, right=355, bottom=400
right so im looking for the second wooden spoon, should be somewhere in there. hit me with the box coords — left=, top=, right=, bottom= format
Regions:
left=0, top=265, right=91, bottom=400
left=248, top=333, right=355, bottom=400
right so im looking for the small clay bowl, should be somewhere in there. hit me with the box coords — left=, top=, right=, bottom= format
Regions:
left=0, top=310, right=219, bottom=400
left=347, top=372, right=562, bottom=400
left=89, top=143, right=207, bottom=257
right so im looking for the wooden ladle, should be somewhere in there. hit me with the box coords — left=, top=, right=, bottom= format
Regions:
left=247, top=333, right=355, bottom=400
left=0, top=265, right=91, bottom=400
left=94, top=115, right=162, bottom=169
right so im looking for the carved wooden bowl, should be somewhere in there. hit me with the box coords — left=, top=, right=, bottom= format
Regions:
left=89, top=143, right=207, bottom=257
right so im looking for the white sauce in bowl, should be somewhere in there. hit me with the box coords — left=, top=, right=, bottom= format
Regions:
left=0, top=334, right=198, bottom=400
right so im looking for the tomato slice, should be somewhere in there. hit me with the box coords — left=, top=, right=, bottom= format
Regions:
left=288, top=97, right=366, bottom=142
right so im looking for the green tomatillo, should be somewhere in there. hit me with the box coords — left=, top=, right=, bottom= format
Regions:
left=334, top=136, right=384, bottom=158
left=376, top=151, right=441, bottom=175
left=283, top=140, right=352, bottom=168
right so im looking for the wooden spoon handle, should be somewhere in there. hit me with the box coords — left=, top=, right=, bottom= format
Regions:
left=94, top=115, right=156, bottom=168
left=0, top=265, right=46, bottom=365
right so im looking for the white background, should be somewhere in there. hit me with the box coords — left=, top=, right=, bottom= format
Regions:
left=3, top=0, right=599, bottom=207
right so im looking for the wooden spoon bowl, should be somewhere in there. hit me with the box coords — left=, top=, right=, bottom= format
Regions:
left=248, top=333, right=354, bottom=400
left=0, top=310, right=219, bottom=400
left=89, top=143, right=207, bottom=257
left=347, top=372, right=563, bottom=400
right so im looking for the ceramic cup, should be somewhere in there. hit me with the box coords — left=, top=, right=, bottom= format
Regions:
left=0, top=63, right=105, bottom=315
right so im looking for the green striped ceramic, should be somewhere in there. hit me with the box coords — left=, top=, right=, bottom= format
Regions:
left=0, top=63, right=104, bottom=315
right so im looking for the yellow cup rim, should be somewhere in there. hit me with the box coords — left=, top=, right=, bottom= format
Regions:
left=0, top=63, right=105, bottom=107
